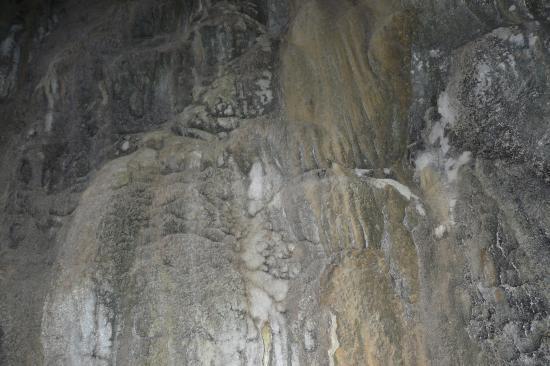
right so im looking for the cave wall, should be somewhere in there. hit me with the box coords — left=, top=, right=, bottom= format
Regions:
left=0, top=0, right=548, bottom=365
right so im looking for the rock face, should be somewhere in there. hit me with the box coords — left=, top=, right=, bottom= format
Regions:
left=0, top=0, right=549, bottom=365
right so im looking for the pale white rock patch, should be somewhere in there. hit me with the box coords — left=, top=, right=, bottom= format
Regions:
left=437, top=91, right=457, bottom=126
left=248, top=162, right=264, bottom=201
left=248, top=161, right=265, bottom=215
left=445, top=151, right=472, bottom=182
left=240, top=220, right=293, bottom=366
left=121, top=140, right=130, bottom=152
left=414, top=87, right=474, bottom=228
left=328, top=312, right=340, bottom=366
left=366, top=178, right=419, bottom=201
left=435, top=224, right=447, bottom=239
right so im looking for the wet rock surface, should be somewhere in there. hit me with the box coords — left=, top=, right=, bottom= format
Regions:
left=0, top=0, right=549, bottom=365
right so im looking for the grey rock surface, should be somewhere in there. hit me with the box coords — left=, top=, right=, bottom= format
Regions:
left=0, top=0, right=548, bottom=365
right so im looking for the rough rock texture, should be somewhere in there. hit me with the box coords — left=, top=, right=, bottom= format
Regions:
left=0, top=0, right=549, bottom=365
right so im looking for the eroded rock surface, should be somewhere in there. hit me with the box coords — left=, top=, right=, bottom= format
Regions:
left=0, top=0, right=549, bottom=365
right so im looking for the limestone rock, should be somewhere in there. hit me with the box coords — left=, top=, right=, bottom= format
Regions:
left=0, top=1, right=548, bottom=365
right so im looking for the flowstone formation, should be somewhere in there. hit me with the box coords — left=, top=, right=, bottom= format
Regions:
left=0, top=0, right=549, bottom=365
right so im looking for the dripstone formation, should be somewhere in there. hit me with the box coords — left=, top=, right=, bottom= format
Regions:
left=0, top=1, right=549, bottom=365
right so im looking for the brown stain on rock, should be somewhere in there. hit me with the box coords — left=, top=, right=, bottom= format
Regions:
left=281, top=2, right=427, bottom=363
left=322, top=250, right=425, bottom=366
left=281, top=0, right=413, bottom=170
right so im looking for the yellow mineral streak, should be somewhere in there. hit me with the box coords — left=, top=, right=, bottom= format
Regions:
left=282, top=0, right=412, bottom=170
left=261, top=322, right=272, bottom=366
